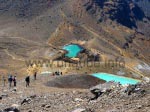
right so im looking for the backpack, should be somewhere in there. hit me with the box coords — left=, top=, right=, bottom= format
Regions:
left=25, top=76, right=29, bottom=82
left=8, top=76, right=12, bottom=82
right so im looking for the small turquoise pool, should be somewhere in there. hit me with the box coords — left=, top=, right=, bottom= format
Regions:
left=63, top=44, right=83, bottom=58
left=92, top=73, right=141, bottom=85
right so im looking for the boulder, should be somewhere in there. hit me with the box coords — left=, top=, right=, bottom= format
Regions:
left=143, top=77, right=150, bottom=83
left=29, top=95, right=36, bottom=99
left=74, top=98, right=83, bottom=102
left=1, top=94, right=8, bottom=98
left=72, top=108, right=86, bottom=112
left=11, top=104, right=20, bottom=108
left=3, top=107, right=20, bottom=112
left=21, top=98, right=32, bottom=105
left=0, top=96, right=2, bottom=100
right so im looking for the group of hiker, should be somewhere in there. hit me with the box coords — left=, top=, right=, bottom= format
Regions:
left=1, top=70, right=63, bottom=89
left=1, top=75, right=17, bottom=88
left=52, top=71, right=63, bottom=76
left=1, top=71, right=37, bottom=88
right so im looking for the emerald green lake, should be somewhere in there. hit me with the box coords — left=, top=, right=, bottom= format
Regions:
left=92, top=73, right=141, bottom=85
left=63, top=44, right=83, bottom=58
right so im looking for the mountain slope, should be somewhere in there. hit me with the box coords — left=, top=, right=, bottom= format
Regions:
left=133, top=0, right=150, bottom=18
left=0, top=0, right=150, bottom=73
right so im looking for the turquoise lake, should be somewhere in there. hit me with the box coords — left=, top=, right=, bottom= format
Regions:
left=92, top=73, right=141, bottom=85
left=63, top=44, right=83, bottom=58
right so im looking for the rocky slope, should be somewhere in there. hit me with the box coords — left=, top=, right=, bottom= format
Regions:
left=132, top=0, right=150, bottom=37
left=0, top=74, right=149, bottom=112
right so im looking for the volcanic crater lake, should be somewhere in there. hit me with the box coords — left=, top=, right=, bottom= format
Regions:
left=92, top=73, right=141, bottom=85
left=62, top=44, right=84, bottom=58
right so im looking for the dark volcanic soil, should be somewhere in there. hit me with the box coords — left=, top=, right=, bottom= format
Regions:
left=46, top=75, right=106, bottom=89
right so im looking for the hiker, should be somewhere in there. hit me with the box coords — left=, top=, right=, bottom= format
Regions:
left=60, top=72, right=63, bottom=75
left=13, top=76, right=17, bottom=87
left=34, top=72, right=37, bottom=80
left=90, top=89, right=103, bottom=100
left=25, top=75, right=30, bottom=87
left=57, top=71, right=60, bottom=76
left=55, top=71, right=59, bottom=76
left=8, top=75, right=13, bottom=88
left=58, top=71, right=61, bottom=75
left=2, top=76, right=6, bottom=87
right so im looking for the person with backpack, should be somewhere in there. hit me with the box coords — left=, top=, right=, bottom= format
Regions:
left=25, top=75, right=30, bottom=87
left=13, top=76, right=17, bottom=87
left=8, top=75, right=13, bottom=88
